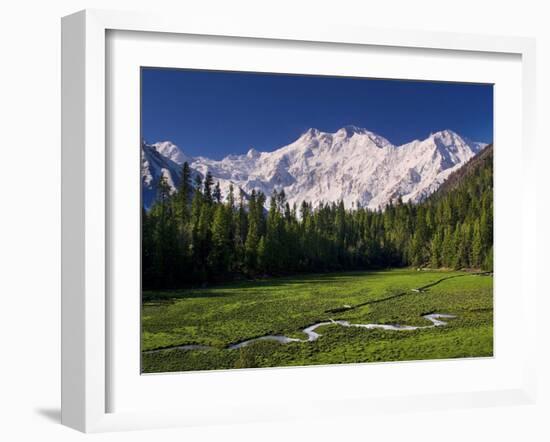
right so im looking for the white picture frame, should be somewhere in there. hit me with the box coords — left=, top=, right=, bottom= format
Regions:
left=61, top=9, right=537, bottom=433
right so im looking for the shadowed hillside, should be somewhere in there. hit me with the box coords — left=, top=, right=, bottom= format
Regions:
left=431, top=144, right=493, bottom=199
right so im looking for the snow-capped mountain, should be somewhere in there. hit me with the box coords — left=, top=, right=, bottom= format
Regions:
left=151, top=141, right=192, bottom=165
left=141, top=126, right=487, bottom=210
left=141, top=142, right=183, bottom=209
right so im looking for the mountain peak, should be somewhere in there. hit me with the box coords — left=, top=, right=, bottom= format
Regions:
left=246, top=147, right=261, bottom=159
left=426, top=130, right=466, bottom=151
left=151, top=140, right=190, bottom=165
left=426, top=129, right=487, bottom=153
left=429, top=129, right=460, bottom=141
left=300, top=128, right=321, bottom=139
left=335, top=125, right=369, bottom=137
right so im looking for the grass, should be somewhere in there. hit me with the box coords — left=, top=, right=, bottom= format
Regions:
left=141, top=269, right=493, bottom=373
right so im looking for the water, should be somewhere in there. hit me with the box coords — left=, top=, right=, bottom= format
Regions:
left=147, top=313, right=456, bottom=353
left=228, top=335, right=302, bottom=349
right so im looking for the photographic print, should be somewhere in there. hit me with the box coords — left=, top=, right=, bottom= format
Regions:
left=140, top=68, right=493, bottom=373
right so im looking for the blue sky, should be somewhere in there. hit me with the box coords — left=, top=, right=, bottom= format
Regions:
left=141, top=68, right=493, bottom=160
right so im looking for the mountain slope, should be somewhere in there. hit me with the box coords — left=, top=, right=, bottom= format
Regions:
left=417, top=141, right=493, bottom=269
left=430, top=143, right=493, bottom=200
left=141, top=127, right=487, bottom=210
left=141, top=142, right=183, bottom=209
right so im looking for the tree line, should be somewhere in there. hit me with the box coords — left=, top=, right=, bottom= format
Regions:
left=142, top=148, right=493, bottom=289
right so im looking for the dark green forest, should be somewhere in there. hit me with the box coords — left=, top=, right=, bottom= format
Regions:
left=142, top=145, right=493, bottom=289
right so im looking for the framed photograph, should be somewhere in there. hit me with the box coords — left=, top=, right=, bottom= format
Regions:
left=139, top=68, right=495, bottom=374
left=61, top=9, right=537, bottom=432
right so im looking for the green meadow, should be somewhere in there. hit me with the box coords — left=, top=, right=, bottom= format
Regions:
left=141, top=269, right=493, bottom=373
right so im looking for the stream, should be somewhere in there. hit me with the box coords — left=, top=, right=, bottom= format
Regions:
left=145, top=313, right=456, bottom=354
left=227, top=313, right=455, bottom=349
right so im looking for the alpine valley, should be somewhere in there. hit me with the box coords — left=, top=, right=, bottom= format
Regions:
left=141, top=126, right=486, bottom=210
left=140, top=72, right=494, bottom=375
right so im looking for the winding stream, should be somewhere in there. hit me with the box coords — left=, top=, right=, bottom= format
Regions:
left=145, top=313, right=456, bottom=354
left=227, top=313, right=455, bottom=349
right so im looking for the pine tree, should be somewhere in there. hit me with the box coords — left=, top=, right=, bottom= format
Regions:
left=193, top=174, right=202, bottom=193
left=203, top=171, right=214, bottom=203
left=257, top=236, right=267, bottom=273
left=441, top=227, right=453, bottom=268
left=209, top=204, right=231, bottom=276
left=471, top=221, right=483, bottom=268
left=264, top=190, right=281, bottom=272
left=430, top=231, right=442, bottom=268
left=213, top=181, right=222, bottom=204
left=483, top=245, right=493, bottom=271
left=244, top=218, right=259, bottom=275
left=234, top=188, right=248, bottom=266
left=227, top=183, right=235, bottom=209
left=177, top=161, right=192, bottom=220
left=176, top=162, right=193, bottom=271
left=142, top=207, right=154, bottom=286
left=195, top=203, right=213, bottom=281
left=157, top=174, right=171, bottom=214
